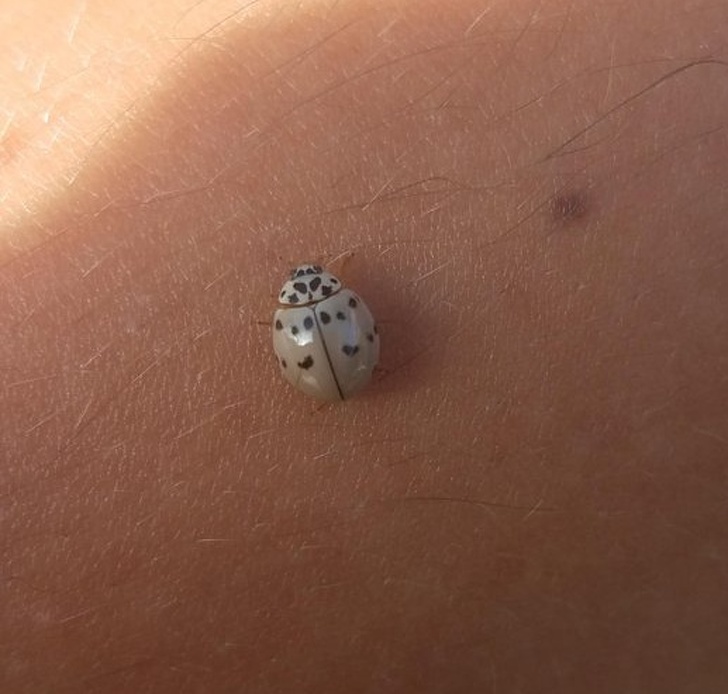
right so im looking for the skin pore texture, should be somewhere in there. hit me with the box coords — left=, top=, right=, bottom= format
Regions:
left=2, top=0, right=728, bottom=691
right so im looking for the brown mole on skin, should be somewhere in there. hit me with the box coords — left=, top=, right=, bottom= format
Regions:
left=551, top=190, right=589, bottom=224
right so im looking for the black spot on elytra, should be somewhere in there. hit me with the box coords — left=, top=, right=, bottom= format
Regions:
left=331, top=278, right=338, bottom=284
left=312, top=265, right=323, bottom=273
left=280, top=358, right=287, bottom=368
left=288, top=294, right=299, bottom=304
left=348, top=297, right=358, bottom=308
left=336, top=311, right=346, bottom=321
left=293, top=281, right=307, bottom=293
left=291, top=325, right=299, bottom=336
left=342, top=344, right=359, bottom=357
left=310, top=277, right=321, bottom=291
left=303, top=316, right=314, bottom=330
left=321, top=285, right=333, bottom=297
left=298, top=355, right=314, bottom=369
left=280, top=290, right=286, bottom=298
left=320, top=311, right=331, bottom=324
left=275, top=319, right=283, bottom=330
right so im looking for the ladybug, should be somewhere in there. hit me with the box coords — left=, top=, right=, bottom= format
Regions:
left=272, top=264, right=380, bottom=401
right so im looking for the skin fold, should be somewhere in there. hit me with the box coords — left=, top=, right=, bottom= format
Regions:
left=2, top=0, right=728, bottom=691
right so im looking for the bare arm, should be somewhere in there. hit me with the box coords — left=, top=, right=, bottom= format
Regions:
left=3, top=0, right=728, bottom=691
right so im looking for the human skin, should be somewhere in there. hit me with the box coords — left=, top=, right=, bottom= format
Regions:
left=2, top=0, right=728, bottom=691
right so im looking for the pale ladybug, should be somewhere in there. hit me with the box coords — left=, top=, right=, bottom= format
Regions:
left=272, top=264, right=380, bottom=401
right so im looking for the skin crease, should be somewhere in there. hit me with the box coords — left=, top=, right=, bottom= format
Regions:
left=2, top=0, right=728, bottom=691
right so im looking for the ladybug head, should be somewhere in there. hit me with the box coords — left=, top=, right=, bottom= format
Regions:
left=288, top=264, right=323, bottom=279
left=279, top=265, right=341, bottom=305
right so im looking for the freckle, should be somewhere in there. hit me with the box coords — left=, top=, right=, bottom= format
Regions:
left=551, top=190, right=589, bottom=224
